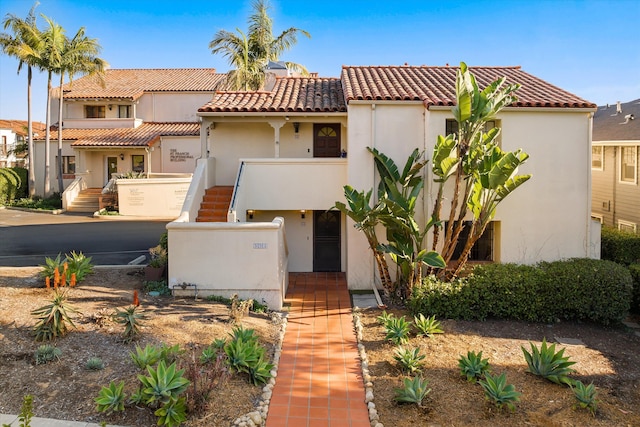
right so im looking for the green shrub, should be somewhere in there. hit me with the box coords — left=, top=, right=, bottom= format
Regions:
left=601, top=226, right=640, bottom=266
left=10, top=167, right=28, bottom=199
left=408, top=259, right=633, bottom=325
left=0, top=167, right=21, bottom=205
left=629, top=264, right=640, bottom=313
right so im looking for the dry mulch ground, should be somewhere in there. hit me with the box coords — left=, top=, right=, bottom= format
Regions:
left=0, top=267, right=278, bottom=427
left=358, top=307, right=640, bottom=427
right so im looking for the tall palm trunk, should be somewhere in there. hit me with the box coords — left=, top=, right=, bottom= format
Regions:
left=56, top=74, right=64, bottom=193
left=43, top=70, right=52, bottom=195
left=27, top=66, right=36, bottom=197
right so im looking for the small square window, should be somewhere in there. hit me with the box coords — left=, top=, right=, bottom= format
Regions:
left=85, top=105, right=105, bottom=118
left=592, top=146, right=603, bottom=170
left=132, top=155, right=144, bottom=173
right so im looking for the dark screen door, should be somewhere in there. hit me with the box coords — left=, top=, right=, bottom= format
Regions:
left=313, top=210, right=341, bottom=272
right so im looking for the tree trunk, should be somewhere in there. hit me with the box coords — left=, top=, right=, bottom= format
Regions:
left=44, top=71, right=52, bottom=196
left=56, top=75, right=64, bottom=194
left=27, top=66, right=36, bottom=198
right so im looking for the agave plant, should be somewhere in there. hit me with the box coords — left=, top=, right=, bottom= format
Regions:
left=95, top=381, right=126, bottom=413
left=384, top=316, right=412, bottom=345
left=113, top=305, right=145, bottom=343
left=458, top=350, right=490, bottom=383
left=394, top=376, right=431, bottom=407
left=155, top=397, right=188, bottom=427
left=413, top=313, right=444, bottom=337
left=32, top=289, right=78, bottom=341
left=521, top=338, right=576, bottom=385
left=479, top=372, right=521, bottom=411
left=34, top=344, right=61, bottom=365
left=130, top=344, right=162, bottom=369
left=393, top=347, right=426, bottom=374
left=137, top=360, right=190, bottom=407
left=572, top=380, right=598, bottom=415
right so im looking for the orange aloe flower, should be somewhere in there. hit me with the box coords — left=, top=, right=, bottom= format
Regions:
left=54, top=267, right=60, bottom=287
left=133, top=290, right=140, bottom=307
left=45, top=276, right=51, bottom=289
left=60, top=274, right=66, bottom=287
left=63, top=262, right=68, bottom=273
left=70, top=273, right=77, bottom=287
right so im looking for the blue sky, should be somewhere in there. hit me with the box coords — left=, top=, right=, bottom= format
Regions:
left=1, top=0, right=638, bottom=123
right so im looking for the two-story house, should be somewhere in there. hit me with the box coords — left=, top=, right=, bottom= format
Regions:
left=591, top=99, right=640, bottom=232
left=0, top=119, right=46, bottom=168
left=166, top=64, right=598, bottom=309
left=32, top=68, right=224, bottom=197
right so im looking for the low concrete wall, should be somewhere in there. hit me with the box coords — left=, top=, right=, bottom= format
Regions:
left=166, top=217, right=288, bottom=309
left=117, top=177, right=191, bottom=217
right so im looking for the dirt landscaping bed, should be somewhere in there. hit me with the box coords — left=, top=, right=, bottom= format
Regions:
left=358, top=307, right=640, bottom=426
left=0, top=267, right=278, bottom=426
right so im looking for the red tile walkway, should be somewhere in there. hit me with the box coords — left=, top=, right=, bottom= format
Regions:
left=266, top=272, right=370, bottom=427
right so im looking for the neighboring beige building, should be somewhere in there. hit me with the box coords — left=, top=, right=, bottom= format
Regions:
left=32, top=69, right=224, bottom=196
left=591, top=99, right=640, bottom=232
left=0, top=119, right=45, bottom=168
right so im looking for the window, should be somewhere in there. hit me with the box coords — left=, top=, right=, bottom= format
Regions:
left=620, top=146, right=637, bottom=183
left=118, top=105, right=131, bottom=118
left=132, top=155, right=144, bottom=173
left=445, top=221, right=495, bottom=261
left=592, top=146, right=603, bottom=170
left=62, top=156, right=75, bottom=174
left=618, top=220, right=637, bottom=234
left=85, top=105, right=105, bottom=118
left=1, top=135, right=6, bottom=155
left=591, top=214, right=603, bottom=224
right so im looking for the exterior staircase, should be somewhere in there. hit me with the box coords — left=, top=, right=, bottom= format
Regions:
left=67, top=188, right=102, bottom=213
left=196, top=186, right=233, bottom=222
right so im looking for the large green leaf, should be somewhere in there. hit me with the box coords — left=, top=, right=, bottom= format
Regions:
left=432, top=134, right=459, bottom=181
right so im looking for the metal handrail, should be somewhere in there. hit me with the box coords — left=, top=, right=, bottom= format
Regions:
left=229, top=160, right=245, bottom=212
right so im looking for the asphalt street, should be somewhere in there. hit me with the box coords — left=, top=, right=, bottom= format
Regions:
left=0, top=208, right=170, bottom=266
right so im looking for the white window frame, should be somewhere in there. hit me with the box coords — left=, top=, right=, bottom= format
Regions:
left=617, top=220, right=637, bottom=233
left=591, top=214, right=603, bottom=224
left=619, top=146, right=637, bottom=184
left=591, top=146, right=603, bottom=170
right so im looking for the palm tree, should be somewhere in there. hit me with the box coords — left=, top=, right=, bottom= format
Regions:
left=54, top=27, right=107, bottom=193
left=210, top=0, right=310, bottom=90
left=39, top=15, right=65, bottom=196
left=0, top=2, right=43, bottom=197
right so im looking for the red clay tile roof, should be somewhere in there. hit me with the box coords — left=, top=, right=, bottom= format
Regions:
left=0, top=120, right=47, bottom=135
left=45, top=122, right=199, bottom=147
left=340, top=65, right=596, bottom=109
left=62, top=69, right=224, bottom=101
left=593, top=99, right=640, bottom=141
left=198, top=77, right=346, bottom=113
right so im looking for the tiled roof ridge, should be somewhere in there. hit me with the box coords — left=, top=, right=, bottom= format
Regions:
left=215, top=90, right=273, bottom=95
left=105, top=67, right=218, bottom=72
left=341, top=64, right=523, bottom=70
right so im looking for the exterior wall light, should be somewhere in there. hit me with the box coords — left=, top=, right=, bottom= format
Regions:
left=300, top=209, right=306, bottom=219
left=119, top=153, right=124, bottom=160
left=247, top=209, right=254, bottom=219
left=293, top=122, right=300, bottom=133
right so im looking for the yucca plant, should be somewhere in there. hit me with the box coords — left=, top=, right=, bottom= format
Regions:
left=479, top=372, right=521, bottom=411
left=138, top=360, right=190, bottom=407
left=572, top=380, right=598, bottom=415
left=155, top=396, right=188, bottom=427
left=394, top=376, right=431, bottom=407
left=32, top=289, right=78, bottom=341
left=95, top=381, right=126, bottom=413
left=458, top=350, right=490, bottom=383
left=384, top=316, right=412, bottom=345
left=34, top=344, right=61, bottom=365
left=413, top=313, right=444, bottom=337
left=393, top=347, right=426, bottom=374
left=85, top=356, right=105, bottom=371
left=130, top=344, right=162, bottom=369
left=113, top=305, right=145, bottom=343
left=522, top=338, right=576, bottom=385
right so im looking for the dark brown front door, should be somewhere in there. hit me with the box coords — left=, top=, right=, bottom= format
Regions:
left=313, top=124, right=341, bottom=157
left=313, top=210, right=341, bottom=272
left=106, top=156, right=118, bottom=184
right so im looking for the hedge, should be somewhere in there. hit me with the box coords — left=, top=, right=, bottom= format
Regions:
left=10, top=167, right=28, bottom=199
left=601, top=227, right=640, bottom=266
left=0, top=167, right=21, bottom=205
left=408, top=258, right=633, bottom=325
left=630, top=263, right=640, bottom=313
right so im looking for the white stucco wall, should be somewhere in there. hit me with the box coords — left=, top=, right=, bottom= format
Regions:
left=345, top=102, right=593, bottom=288
left=32, top=140, right=77, bottom=196
left=117, top=178, right=191, bottom=217
left=160, top=137, right=199, bottom=173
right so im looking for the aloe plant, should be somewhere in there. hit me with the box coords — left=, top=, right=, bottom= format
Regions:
left=32, top=289, right=78, bottom=341
left=479, top=372, right=520, bottom=411
left=458, top=350, right=490, bottom=383
left=394, top=376, right=431, bottom=407
left=130, top=344, right=162, bottom=369
left=95, top=381, right=126, bottom=413
left=137, top=360, right=190, bottom=407
left=522, top=338, right=576, bottom=385
left=114, top=305, right=145, bottom=343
